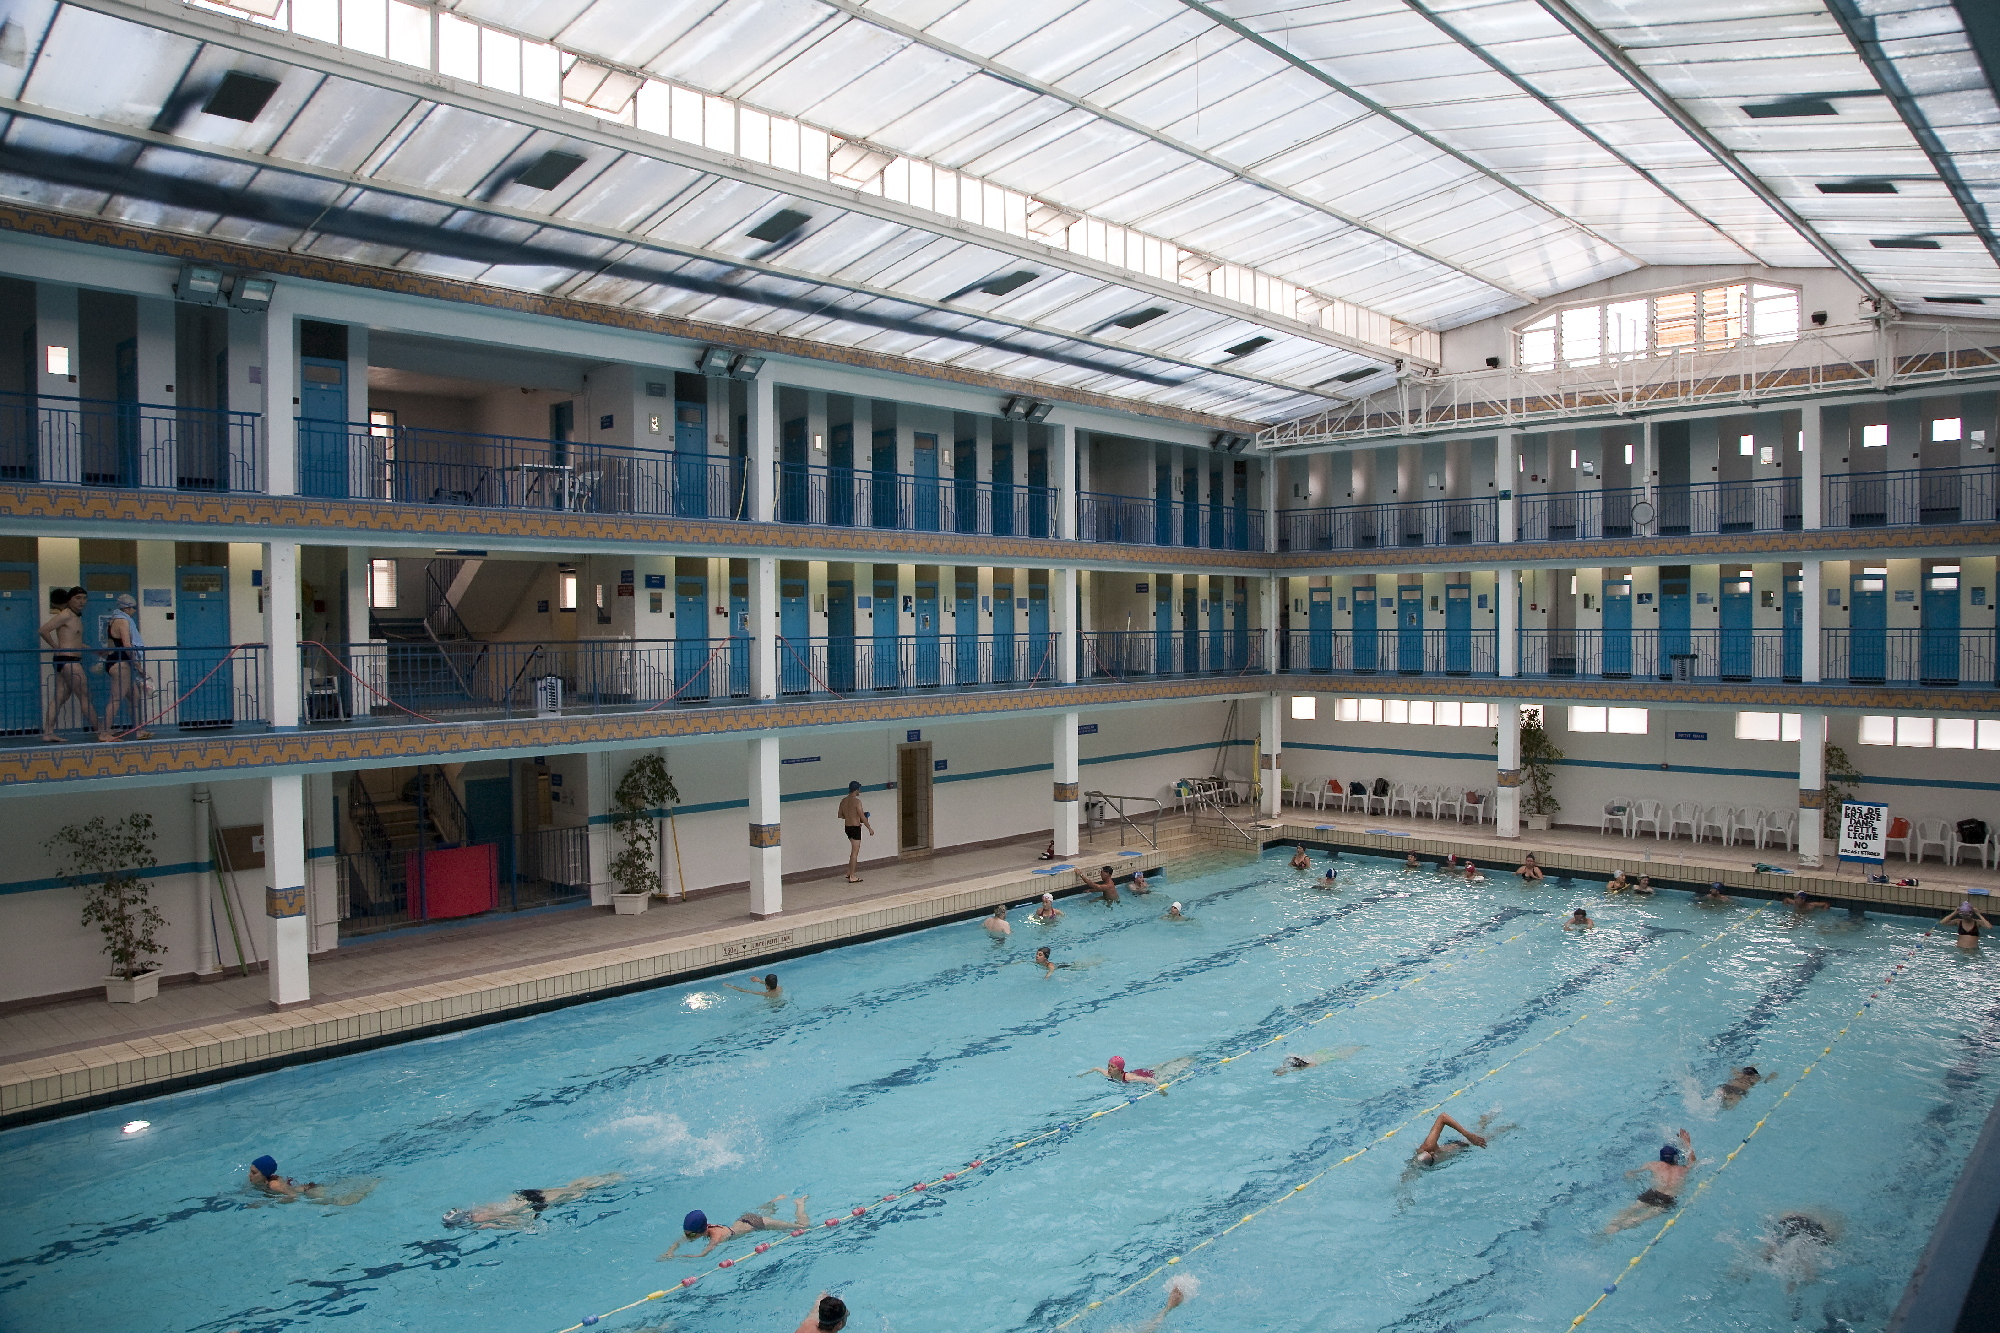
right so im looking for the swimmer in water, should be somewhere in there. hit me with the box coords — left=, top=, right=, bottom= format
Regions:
left=1403, top=853, right=1423, bottom=872
left=1081, top=1055, right=1157, bottom=1086
left=1717, top=1065, right=1775, bottom=1108
left=1410, top=1111, right=1490, bottom=1166
left=1942, top=901, right=1992, bottom=950
left=1436, top=854, right=1458, bottom=874
left=1786, top=890, right=1830, bottom=915
left=724, top=973, right=783, bottom=1000
left=1564, top=907, right=1594, bottom=931
left=1461, top=861, right=1486, bottom=885
left=1032, top=893, right=1063, bottom=923
left=1695, top=882, right=1731, bottom=906
left=1079, top=865, right=1119, bottom=905
left=1290, top=846, right=1313, bottom=871
left=1132, top=1275, right=1196, bottom=1333
left=659, top=1195, right=812, bottom=1258
left=1271, top=1045, right=1361, bottom=1076
left=247, top=1155, right=315, bottom=1198
left=1760, top=1211, right=1841, bottom=1293
left=1631, top=874, right=1655, bottom=896
left=1516, top=853, right=1545, bottom=882
left=1033, top=946, right=1066, bottom=977
left=444, top=1174, right=623, bottom=1231
left=1605, top=1131, right=1695, bottom=1233
left=983, top=904, right=1012, bottom=937
left=1164, top=901, right=1191, bottom=920
left=1317, top=866, right=1339, bottom=889
left=1605, top=871, right=1631, bottom=893
left=794, top=1294, right=848, bottom=1332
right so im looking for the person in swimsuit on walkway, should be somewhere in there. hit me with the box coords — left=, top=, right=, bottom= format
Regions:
left=794, top=1294, right=848, bottom=1332
left=1943, top=901, right=1992, bottom=950
left=725, top=973, right=783, bottom=1001
left=40, top=586, right=109, bottom=744
left=659, top=1195, right=812, bottom=1258
left=1290, top=846, right=1313, bottom=871
left=1564, top=907, right=1594, bottom=931
left=1079, top=865, right=1119, bottom=904
left=103, top=592, right=151, bottom=740
left=983, top=904, right=1012, bottom=937
left=443, top=1174, right=623, bottom=1231
left=1717, top=1065, right=1774, bottom=1108
left=1605, top=1131, right=1695, bottom=1233
left=1516, top=853, right=1545, bottom=882
left=1032, top=893, right=1063, bottom=923
left=838, top=782, right=873, bottom=882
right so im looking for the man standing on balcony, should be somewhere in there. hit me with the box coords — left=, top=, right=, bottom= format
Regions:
left=40, top=586, right=108, bottom=745
left=840, top=781, right=874, bottom=883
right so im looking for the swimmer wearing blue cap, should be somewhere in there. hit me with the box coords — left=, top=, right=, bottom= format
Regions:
left=440, top=1174, right=622, bottom=1231
left=1606, top=1130, right=1695, bottom=1232
left=660, top=1195, right=811, bottom=1259
left=247, top=1154, right=316, bottom=1198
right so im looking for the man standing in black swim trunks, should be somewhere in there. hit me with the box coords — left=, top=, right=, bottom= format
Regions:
left=1606, top=1130, right=1695, bottom=1232
left=839, top=781, right=873, bottom=883
left=39, top=586, right=108, bottom=744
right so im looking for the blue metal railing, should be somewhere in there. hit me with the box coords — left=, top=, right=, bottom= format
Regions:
left=0, top=645, right=266, bottom=737
left=1278, top=497, right=1495, bottom=551
left=296, top=422, right=746, bottom=517
left=776, top=463, right=1056, bottom=537
left=1078, top=630, right=1264, bottom=678
left=776, top=634, right=1060, bottom=694
left=1516, top=628, right=1787, bottom=681
left=1517, top=479, right=1800, bottom=539
left=1822, top=629, right=1996, bottom=686
left=1824, top=464, right=1999, bottom=528
left=1078, top=492, right=1264, bottom=550
left=0, top=390, right=259, bottom=492
left=1277, top=629, right=1496, bottom=676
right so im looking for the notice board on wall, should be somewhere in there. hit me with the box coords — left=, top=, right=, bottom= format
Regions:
left=410, top=844, right=498, bottom=920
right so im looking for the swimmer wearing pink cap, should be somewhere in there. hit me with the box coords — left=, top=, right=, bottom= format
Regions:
left=1081, top=1054, right=1157, bottom=1085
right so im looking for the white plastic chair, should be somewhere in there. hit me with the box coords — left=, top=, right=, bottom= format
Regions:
left=1460, top=789, right=1488, bottom=824
left=1598, top=799, right=1632, bottom=837
left=1885, top=819, right=1914, bottom=862
left=1666, top=802, right=1699, bottom=841
left=1630, top=799, right=1665, bottom=839
left=1945, top=820, right=1985, bottom=866
left=1436, top=788, right=1464, bottom=822
left=1913, top=820, right=1951, bottom=864
left=1696, top=805, right=1731, bottom=844
left=1986, top=827, right=1999, bottom=870
left=1388, top=783, right=1416, bottom=817
left=1727, top=807, right=1763, bottom=847
left=1412, top=786, right=1440, bottom=819
left=1367, top=782, right=1393, bottom=816
left=1759, top=809, right=1798, bottom=851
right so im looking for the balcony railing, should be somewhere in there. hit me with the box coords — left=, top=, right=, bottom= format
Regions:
left=1078, top=630, right=1264, bottom=678
left=1517, top=629, right=1788, bottom=682
left=1, top=646, right=267, bottom=736
left=1823, top=629, right=1996, bottom=686
left=1, top=391, right=260, bottom=492
left=1276, top=629, right=1497, bottom=675
left=299, top=422, right=746, bottom=518
left=336, top=825, right=592, bottom=937
left=1825, top=464, right=1999, bottom=529
left=1078, top=491, right=1264, bottom=550
left=777, top=634, right=1061, bottom=694
left=1279, top=497, right=1496, bottom=551
left=779, top=463, right=1056, bottom=537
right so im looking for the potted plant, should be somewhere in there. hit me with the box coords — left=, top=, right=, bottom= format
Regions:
left=609, top=755, right=680, bottom=914
left=47, top=814, right=167, bottom=1003
left=1821, top=744, right=1862, bottom=839
left=1518, top=711, right=1564, bottom=832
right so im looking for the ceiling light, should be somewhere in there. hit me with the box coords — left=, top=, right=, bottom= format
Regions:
left=747, top=209, right=810, bottom=244
left=1221, top=336, right=1272, bottom=359
left=1108, top=307, right=1167, bottom=329
left=1871, top=237, right=1942, bottom=249
left=1741, top=99, right=1837, bottom=118
left=515, top=150, right=586, bottom=191
left=697, top=346, right=733, bottom=377
left=1334, top=367, right=1379, bottom=384
left=1003, top=396, right=1031, bottom=419
left=203, top=71, right=281, bottom=122
left=1025, top=202, right=1081, bottom=237
left=975, top=270, right=1038, bottom=297
left=1817, top=180, right=1898, bottom=194
left=828, top=140, right=894, bottom=187
left=174, top=264, right=225, bottom=305
left=728, top=353, right=765, bottom=380
left=1025, top=401, right=1053, bottom=423
left=229, top=276, right=275, bottom=313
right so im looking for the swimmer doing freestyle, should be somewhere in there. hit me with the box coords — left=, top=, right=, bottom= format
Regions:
left=660, top=1195, right=812, bottom=1258
left=443, top=1174, right=623, bottom=1230
left=1605, top=1130, right=1695, bottom=1233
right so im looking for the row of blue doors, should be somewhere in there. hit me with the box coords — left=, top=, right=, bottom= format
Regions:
left=773, top=575, right=1047, bottom=692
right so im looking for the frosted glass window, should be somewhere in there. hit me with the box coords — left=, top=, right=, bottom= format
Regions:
left=1385, top=699, right=1409, bottom=724
left=1434, top=701, right=1461, bottom=727
left=1937, top=718, right=1976, bottom=749
left=738, top=109, right=770, bottom=164
left=1932, top=417, right=1962, bottom=442
left=522, top=42, right=561, bottom=105
left=342, top=0, right=386, bottom=56
left=1857, top=715, right=1895, bottom=745
left=1979, top=720, right=2000, bottom=750
left=1358, top=698, right=1383, bottom=723
left=1895, top=717, right=1934, bottom=747
left=292, top=0, right=340, bottom=44
left=1861, top=423, right=1888, bottom=448
left=1569, top=706, right=1607, bottom=732
left=480, top=28, right=521, bottom=95
left=368, top=559, right=396, bottom=608
left=1408, top=700, right=1434, bottom=726
left=670, top=87, right=704, bottom=144
left=635, top=81, right=672, bottom=135
left=1608, top=708, right=1648, bottom=734
left=1290, top=695, right=1317, bottom=721
left=436, top=13, right=478, bottom=79
left=1736, top=711, right=1781, bottom=741
left=387, top=0, right=430, bottom=67
left=703, top=96, right=734, bottom=153
left=1336, top=698, right=1360, bottom=721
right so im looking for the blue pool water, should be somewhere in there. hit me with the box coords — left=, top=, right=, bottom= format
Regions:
left=3, top=849, right=1996, bottom=1333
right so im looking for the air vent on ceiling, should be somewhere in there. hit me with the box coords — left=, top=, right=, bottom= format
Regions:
left=747, top=209, right=810, bottom=243
left=1927, top=296, right=1985, bottom=305
left=516, top=150, right=586, bottom=191
left=1741, top=99, right=1837, bottom=118
left=203, top=72, right=281, bottom=122
left=1871, top=237, right=1942, bottom=250
left=1817, top=180, right=1898, bottom=194
left=975, top=270, right=1039, bottom=297
left=1334, top=367, right=1378, bottom=383
left=1109, top=307, right=1167, bottom=329
left=1221, top=336, right=1272, bottom=359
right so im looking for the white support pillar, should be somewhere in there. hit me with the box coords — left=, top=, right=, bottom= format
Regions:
left=1801, top=562, right=1823, bottom=683
left=1497, top=431, right=1520, bottom=543
left=1261, top=453, right=1279, bottom=553
left=1798, top=710, right=1827, bottom=868
left=306, top=771, right=339, bottom=952
left=345, top=546, right=372, bottom=644
left=1053, top=566, right=1077, bottom=684
left=1053, top=712, right=1080, bottom=857
left=745, top=371, right=776, bottom=523
left=587, top=750, right=616, bottom=907
left=1052, top=421, right=1077, bottom=540
left=1261, top=575, right=1279, bottom=673
left=135, top=296, right=176, bottom=488
left=264, top=542, right=300, bottom=729
left=264, top=773, right=311, bottom=1007
left=191, top=784, right=220, bottom=978
left=748, top=734, right=783, bottom=918
left=263, top=298, right=297, bottom=496
left=1259, top=690, right=1283, bottom=817
left=1799, top=404, right=1823, bottom=531
left=749, top=555, right=779, bottom=699
left=1497, top=567, right=1519, bottom=677
left=1495, top=700, right=1522, bottom=839
left=1640, top=420, right=1659, bottom=534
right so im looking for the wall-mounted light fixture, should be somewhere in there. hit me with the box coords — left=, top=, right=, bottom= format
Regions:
left=696, top=346, right=733, bottom=376
left=229, top=276, right=275, bottom=313
left=175, top=264, right=226, bottom=305
left=729, top=353, right=765, bottom=380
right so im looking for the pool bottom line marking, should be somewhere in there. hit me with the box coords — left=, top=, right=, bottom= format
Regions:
left=549, top=907, right=1550, bottom=1333
left=1564, top=928, right=1936, bottom=1330
left=1049, top=904, right=1775, bottom=1331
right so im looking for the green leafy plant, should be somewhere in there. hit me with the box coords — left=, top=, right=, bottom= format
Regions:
left=47, top=814, right=166, bottom=979
left=1822, top=743, right=1862, bottom=838
left=1518, top=711, right=1564, bottom=817
left=609, top=755, right=680, bottom=898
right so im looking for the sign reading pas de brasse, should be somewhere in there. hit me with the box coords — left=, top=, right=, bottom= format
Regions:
left=1838, top=801, right=1888, bottom=864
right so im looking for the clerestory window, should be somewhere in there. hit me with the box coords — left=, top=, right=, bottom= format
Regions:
left=1514, top=283, right=1800, bottom=372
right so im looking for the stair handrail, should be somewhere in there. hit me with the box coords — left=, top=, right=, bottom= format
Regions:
left=1082, top=791, right=1160, bottom=849
left=1190, top=799, right=1257, bottom=845
left=422, top=766, right=470, bottom=847
left=345, top=773, right=397, bottom=906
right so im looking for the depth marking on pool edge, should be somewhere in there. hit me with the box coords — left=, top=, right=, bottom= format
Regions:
left=549, top=905, right=1551, bottom=1333
left=1565, top=928, right=1937, bottom=1330
left=1049, top=904, right=1778, bottom=1332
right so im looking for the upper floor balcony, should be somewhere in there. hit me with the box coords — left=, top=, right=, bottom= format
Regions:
left=0, top=391, right=260, bottom=492
left=1077, top=492, right=1263, bottom=551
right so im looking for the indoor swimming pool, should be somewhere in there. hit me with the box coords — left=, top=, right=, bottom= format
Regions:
left=2, top=848, right=1995, bottom=1333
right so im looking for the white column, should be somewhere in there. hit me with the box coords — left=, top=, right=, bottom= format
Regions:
left=1261, top=453, right=1279, bottom=552
left=1497, top=431, right=1520, bottom=542
left=1261, top=575, right=1279, bottom=674
left=1053, top=712, right=1080, bottom=857
left=1497, top=567, right=1519, bottom=677
left=263, top=298, right=297, bottom=496
left=1051, top=421, right=1077, bottom=540
left=1053, top=566, right=1077, bottom=684
left=586, top=750, right=616, bottom=907
left=1798, top=710, right=1826, bottom=868
left=306, top=770, right=339, bottom=952
left=264, top=542, right=301, bottom=729
left=1800, top=404, right=1823, bottom=530
left=1640, top=421, right=1658, bottom=534
left=135, top=296, right=176, bottom=488
left=264, top=773, right=310, bottom=1007
left=748, top=734, right=783, bottom=917
left=745, top=371, right=776, bottom=523
left=1495, top=700, right=1522, bottom=838
left=1801, top=562, right=1823, bottom=683
left=749, top=554, right=779, bottom=699
left=1259, top=690, right=1283, bottom=817
left=192, top=784, right=219, bottom=978
left=345, top=546, right=371, bottom=644
left=36, top=282, right=79, bottom=483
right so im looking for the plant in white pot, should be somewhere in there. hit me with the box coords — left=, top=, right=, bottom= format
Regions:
left=608, top=756, right=680, bottom=914
left=47, top=813, right=168, bottom=1003
left=1519, top=711, right=1564, bottom=832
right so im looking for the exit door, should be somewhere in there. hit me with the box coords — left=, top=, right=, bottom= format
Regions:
left=1601, top=579, right=1633, bottom=677
left=1719, top=575, right=1754, bottom=680
left=955, top=572, right=980, bottom=685
left=992, top=581, right=1015, bottom=682
left=871, top=571, right=899, bottom=689
left=872, top=428, right=898, bottom=530
left=0, top=564, right=37, bottom=733
left=1922, top=567, right=1961, bottom=684
left=298, top=356, right=349, bottom=498
left=177, top=566, right=233, bottom=727
left=1445, top=583, right=1472, bottom=675
left=913, top=433, right=940, bottom=531
left=1353, top=587, right=1378, bottom=672
left=1397, top=586, right=1424, bottom=674
left=897, top=742, right=933, bottom=853
left=1026, top=584, right=1050, bottom=680
left=1849, top=571, right=1886, bottom=682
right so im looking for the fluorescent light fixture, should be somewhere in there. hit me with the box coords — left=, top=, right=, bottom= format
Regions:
left=44, top=344, right=69, bottom=376
left=813, top=433, right=824, bottom=451
left=728, top=353, right=765, bottom=380
left=1861, top=423, right=1888, bottom=448
left=175, top=264, right=225, bottom=304
left=1740, top=434, right=1755, bottom=455
left=229, top=276, right=275, bottom=313
left=1816, top=180, right=1898, bottom=194
left=203, top=71, right=281, bottom=122
left=515, top=150, right=586, bottom=191
left=1932, top=417, right=1963, bottom=441
left=746, top=209, right=809, bottom=244
left=696, top=346, right=733, bottom=377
